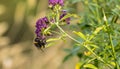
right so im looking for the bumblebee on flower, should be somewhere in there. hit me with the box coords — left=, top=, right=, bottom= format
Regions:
left=34, top=0, right=70, bottom=49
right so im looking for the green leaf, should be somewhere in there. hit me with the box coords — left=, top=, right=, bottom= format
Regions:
left=89, top=26, right=104, bottom=40
left=73, top=31, right=86, bottom=40
left=93, top=26, right=104, bottom=35
left=110, top=62, right=116, bottom=67
left=46, top=43, right=55, bottom=48
left=90, top=44, right=99, bottom=48
left=63, top=53, right=73, bottom=62
left=46, top=38, right=60, bottom=42
left=83, top=64, right=98, bottom=69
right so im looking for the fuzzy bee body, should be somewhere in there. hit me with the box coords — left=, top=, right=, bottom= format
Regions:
left=34, top=37, right=46, bottom=49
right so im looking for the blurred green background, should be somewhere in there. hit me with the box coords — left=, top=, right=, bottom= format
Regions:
left=0, top=0, right=80, bottom=69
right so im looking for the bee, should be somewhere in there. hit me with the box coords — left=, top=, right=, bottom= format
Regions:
left=34, top=37, right=46, bottom=51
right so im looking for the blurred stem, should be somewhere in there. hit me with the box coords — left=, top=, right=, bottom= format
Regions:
left=56, top=23, right=82, bottom=45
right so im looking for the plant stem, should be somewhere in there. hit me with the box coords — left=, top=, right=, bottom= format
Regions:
left=56, top=23, right=109, bottom=63
left=55, top=8, right=112, bottom=68
left=55, top=24, right=112, bottom=68
left=109, top=34, right=119, bottom=69
left=56, top=23, right=82, bottom=45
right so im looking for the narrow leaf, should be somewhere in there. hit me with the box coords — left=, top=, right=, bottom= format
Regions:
left=46, top=43, right=55, bottom=48
left=46, top=38, right=60, bottom=42
left=90, top=44, right=99, bottom=48
left=84, top=64, right=98, bottom=69
left=93, top=26, right=104, bottom=35
left=73, top=31, right=86, bottom=40
left=89, top=26, right=104, bottom=40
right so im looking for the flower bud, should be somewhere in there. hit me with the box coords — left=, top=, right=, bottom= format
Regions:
left=35, top=17, right=49, bottom=38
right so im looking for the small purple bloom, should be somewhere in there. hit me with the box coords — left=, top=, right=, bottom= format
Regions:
left=35, top=17, right=49, bottom=38
left=49, top=0, right=64, bottom=7
left=34, top=17, right=50, bottom=49
left=60, top=10, right=70, bottom=24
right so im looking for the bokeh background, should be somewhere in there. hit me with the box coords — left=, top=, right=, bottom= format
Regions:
left=0, top=0, right=81, bottom=69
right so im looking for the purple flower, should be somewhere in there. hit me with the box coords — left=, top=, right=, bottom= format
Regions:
left=49, top=0, right=64, bottom=7
left=34, top=17, right=49, bottom=49
left=35, top=17, right=49, bottom=38
left=60, top=10, right=70, bottom=24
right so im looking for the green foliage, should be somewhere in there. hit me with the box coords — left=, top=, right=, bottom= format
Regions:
left=61, top=0, right=120, bottom=69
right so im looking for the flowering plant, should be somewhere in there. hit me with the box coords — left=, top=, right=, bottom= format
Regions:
left=34, top=0, right=71, bottom=49
left=34, top=0, right=120, bottom=69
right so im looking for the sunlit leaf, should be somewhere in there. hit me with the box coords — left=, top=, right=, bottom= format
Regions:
left=83, top=64, right=98, bottom=69
left=89, top=26, right=104, bottom=40
left=46, top=43, right=55, bottom=48
left=73, top=31, right=86, bottom=40
left=46, top=38, right=60, bottom=42
left=93, top=26, right=104, bottom=35
left=110, top=62, right=116, bottom=67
